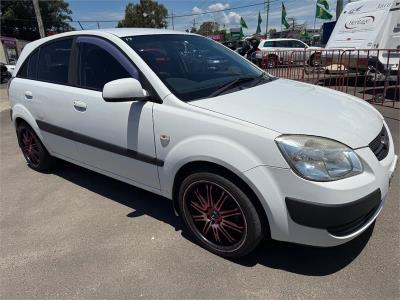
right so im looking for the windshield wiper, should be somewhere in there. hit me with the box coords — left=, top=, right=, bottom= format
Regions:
left=249, top=73, right=274, bottom=87
left=209, top=76, right=258, bottom=97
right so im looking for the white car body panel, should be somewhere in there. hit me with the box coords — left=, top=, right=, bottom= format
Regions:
left=153, top=94, right=287, bottom=198
left=10, top=79, right=80, bottom=159
left=190, top=79, right=383, bottom=148
left=8, top=29, right=398, bottom=248
left=61, top=87, right=159, bottom=188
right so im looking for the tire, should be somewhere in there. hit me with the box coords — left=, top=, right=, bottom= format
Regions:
left=178, top=172, right=264, bottom=258
left=309, top=56, right=316, bottom=67
left=266, top=55, right=278, bottom=68
left=17, top=122, right=55, bottom=171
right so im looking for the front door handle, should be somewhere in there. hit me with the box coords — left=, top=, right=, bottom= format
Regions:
left=24, top=91, right=33, bottom=100
left=73, top=100, right=87, bottom=112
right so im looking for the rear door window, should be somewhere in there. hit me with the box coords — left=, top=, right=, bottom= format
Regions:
left=37, top=38, right=72, bottom=85
left=276, top=40, right=290, bottom=48
left=290, top=40, right=306, bottom=48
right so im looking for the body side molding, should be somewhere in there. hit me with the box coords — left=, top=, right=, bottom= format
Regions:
left=36, top=120, right=164, bottom=166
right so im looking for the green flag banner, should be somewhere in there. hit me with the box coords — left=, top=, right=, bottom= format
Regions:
left=315, top=0, right=333, bottom=20
left=317, top=0, right=329, bottom=10
left=281, top=3, right=290, bottom=29
left=240, top=17, right=248, bottom=29
left=256, top=11, right=262, bottom=34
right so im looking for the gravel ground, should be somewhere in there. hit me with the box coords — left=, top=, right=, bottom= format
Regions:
left=1, top=84, right=399, bottom=299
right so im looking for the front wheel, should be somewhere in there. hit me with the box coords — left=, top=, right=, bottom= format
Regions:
left=178, top=172, right=264, bottom=258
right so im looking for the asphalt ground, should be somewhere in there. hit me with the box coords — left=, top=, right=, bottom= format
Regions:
left=0, top=83, right=399, bottom=299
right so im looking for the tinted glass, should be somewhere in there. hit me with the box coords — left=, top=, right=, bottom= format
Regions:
left=290, top=40, right=306, bottom=48
left=263, top=41, right=274, bottom=47
left=276, top=40, right=290, bottom=47
left=123, top=34, right=265, bottom=101
left=77, top=41, right=133, bottom=90
left=37, top=39, right=72, bottom=84
left=27, top=50, right=39, bottom=79
left=17, top=61, right=28, bottom=78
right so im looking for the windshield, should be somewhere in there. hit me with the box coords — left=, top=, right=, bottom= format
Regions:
left=122, top=34, right=268, bottom=101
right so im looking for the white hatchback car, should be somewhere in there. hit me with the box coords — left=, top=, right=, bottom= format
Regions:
left=9, top=29, right=397, bottom=258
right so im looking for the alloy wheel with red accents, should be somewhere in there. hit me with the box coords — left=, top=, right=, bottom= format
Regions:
left=179, top=172, right=263, bottom=258
left=17, top=123, right=54, bottom=171
left=19, top=128, right=41, bottom=167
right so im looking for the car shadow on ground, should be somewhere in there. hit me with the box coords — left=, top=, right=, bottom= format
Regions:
left=232, top=224, right=374, bottom=276
left=52, top=160, right=373, bottom=276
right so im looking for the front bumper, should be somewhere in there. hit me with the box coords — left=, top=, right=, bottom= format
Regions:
left=243, top=129, right=397, bottom=247
left=285, top=189, right=381, bottom=237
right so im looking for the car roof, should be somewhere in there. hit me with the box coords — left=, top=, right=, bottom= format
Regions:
left=26, top=28, right=190, bottom=49
left=94, top=28, right=189, bottom=37
left=262, top=38, right=302, bottom=42
left=12, top=28, right=193, bottom=78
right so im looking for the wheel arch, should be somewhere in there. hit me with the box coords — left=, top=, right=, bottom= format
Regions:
left=12, top=104, right=38, bottom=129
left=171, top=160, right=270, bottom=236
left=12, top=105, right=47, bottom=148
left=15, top=116, right=28, bottom=128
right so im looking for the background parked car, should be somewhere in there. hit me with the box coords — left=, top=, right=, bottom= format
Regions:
left=0, top=63, right=12, bottom=83
left=258, top=38, right=322, bottom=67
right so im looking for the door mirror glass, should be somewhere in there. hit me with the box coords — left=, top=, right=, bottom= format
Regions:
left=102, top=78, right=149, bottom=102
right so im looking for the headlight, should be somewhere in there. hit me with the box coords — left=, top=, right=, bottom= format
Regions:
left=275, top=135, right=363, bottom=182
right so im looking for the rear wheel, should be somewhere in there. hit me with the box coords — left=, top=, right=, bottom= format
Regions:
left=266, top=55, right=278, bottom=68
left=179, top=172, right=264, bottom=258
left=309, top=54, right=321, bottom=67
left=17, top=123, right=55, bottom=171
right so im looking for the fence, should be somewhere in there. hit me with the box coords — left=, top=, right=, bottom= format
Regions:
left=252, top=49, right=400, bottom=109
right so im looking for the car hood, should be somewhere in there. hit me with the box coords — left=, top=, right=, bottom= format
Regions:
left=189, top=79, right=383, bottom=148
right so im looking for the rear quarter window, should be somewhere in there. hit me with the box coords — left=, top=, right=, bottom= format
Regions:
left=26, top=50, right=39, bottom=79
left=17, top=60, right=28, bottom=78
left=16, top=50, right=38, bottom=80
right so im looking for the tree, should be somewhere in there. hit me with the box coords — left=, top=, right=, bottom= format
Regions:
left=190, top=27, right=197, bottom=33
left=118, top=0, right=168, bottom=29
left=1, top=0, right=74, bottom=41
left=197, top=21, right=219, bottom=36
left=268, top=28, right=277, bottom=38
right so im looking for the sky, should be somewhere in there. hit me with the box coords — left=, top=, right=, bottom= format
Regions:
left=68, top=0, right=354, bottom=34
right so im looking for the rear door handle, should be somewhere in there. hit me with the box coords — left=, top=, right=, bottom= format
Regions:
left=24, top=91, right=33, bottom=100
left=73, top=100, right=87, bottom=112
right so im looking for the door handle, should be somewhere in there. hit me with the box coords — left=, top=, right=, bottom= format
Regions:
left=73, top=100, right=87, bottom=112
left=24, top=91, right=33, bottom=100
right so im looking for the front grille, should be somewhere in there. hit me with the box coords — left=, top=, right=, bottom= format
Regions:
left=369, top=126, right=389, bottom=161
